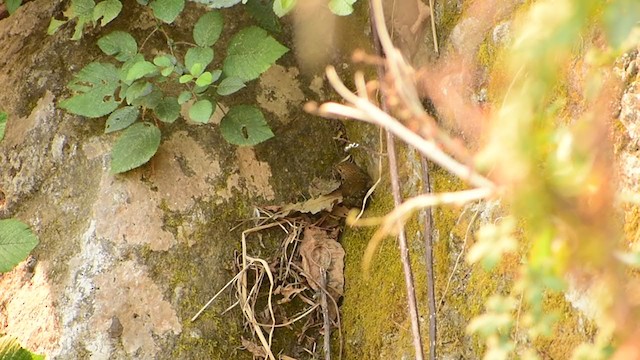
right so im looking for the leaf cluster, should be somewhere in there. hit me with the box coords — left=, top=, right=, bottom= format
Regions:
left=48, top=0, right=123, bottom=40
left=465, top=1, right=640, bottom=358
left=56, top=3, right=288, bottom=173
left=272, top=0, right=357, bottom=17
left=191, top=0, right=359, bottom=17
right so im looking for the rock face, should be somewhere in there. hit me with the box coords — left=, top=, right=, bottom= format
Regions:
left=0, top=1, right=342, bottom=358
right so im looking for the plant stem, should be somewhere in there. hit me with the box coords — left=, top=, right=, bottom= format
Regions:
left=388, top=132, right=425, bottom=360
left=420, top=155, right=437, bottom=360
left=370, top=2, right=424, bottom=358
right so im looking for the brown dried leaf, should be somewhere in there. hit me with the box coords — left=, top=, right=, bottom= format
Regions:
left=274, top=284, right=307, bottom=304
left=241, top=337, right=267, bottom=358
left=299, top=227, right=345, bottom=299
left=280, top=193, right=342, bottom=216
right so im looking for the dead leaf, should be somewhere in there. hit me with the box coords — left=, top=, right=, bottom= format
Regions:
left=241, top=337, right=267, bottom=358
left=274, top=284, right=307, bottom=304
left=299, top=227, right=345, bottom=300
left=280, top=193, right=343, bottom=216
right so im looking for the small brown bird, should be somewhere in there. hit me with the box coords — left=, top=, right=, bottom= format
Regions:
left=335, top=161, right=372, bottom=208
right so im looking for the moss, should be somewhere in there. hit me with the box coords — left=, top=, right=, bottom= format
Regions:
left=624, top=202, right=640, bottom=248
left=535, top=292, right=598, bottom=358
left=340, top=189, right=414, bottom=359
left=339, top=143, right=486, bottom=358
left=436, top=2, right=464, bottom=49
left=339, top=149, right=594, bottom=358
left=142, top=198, right=253, bottom=359
left=477, top=38, right=498, bottom=69
left=429, top=165, right=497, bottom=357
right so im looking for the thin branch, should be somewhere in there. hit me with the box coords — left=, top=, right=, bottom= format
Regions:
left=291, top=262, right=344, bottom=360
left=320, top=268, right=331, bottom=360
left=361, top=188, right=493, bottom=272
left=388, top=132, right=425, bottom=360
left=420, top=155, right=437, bottom=360
left=319, top=67, right=496, bottom=190
left=428, top=0, right=439, bottom=54
left=354, top=71, right=369, bottom=100
left=369, top=4, right=424, bottom=356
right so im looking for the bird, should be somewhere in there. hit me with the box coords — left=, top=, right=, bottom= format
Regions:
left=335, top=161, right=372, bottom=208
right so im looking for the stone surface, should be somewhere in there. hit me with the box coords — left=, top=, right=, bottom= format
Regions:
left=0, top=1, right=343, bottom=358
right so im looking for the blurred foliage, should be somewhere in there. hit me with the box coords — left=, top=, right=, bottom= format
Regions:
left=0, top=336, right=43, bottom=360
left=469, top=0, right=640, bottom=358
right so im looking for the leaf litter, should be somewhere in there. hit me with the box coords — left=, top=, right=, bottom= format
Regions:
left=192, top=189, right=356, bottom=359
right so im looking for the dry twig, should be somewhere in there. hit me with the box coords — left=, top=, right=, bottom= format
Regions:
left=420, top=155, right=437, bottom=360
left=387, top=132, right=425, bottom=360
left=312, top=68, right=495, bottom=190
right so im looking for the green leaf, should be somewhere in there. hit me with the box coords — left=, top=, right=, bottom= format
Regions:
left=0, top=219, right=38, bottom=273
left=206, top=0, right=242, bottom=8
left=62, top=0, right=95, bottom=39
left=210, top=69, right=222, bottom=82
left=93, top=0, right=122, bottom=26
left=272, top=0, right=296, bottom=17
left=185, top=47, right=214, bottom=72
left=179, top=74, right=193, bottom=83
left=126, top=60, right=158, bottom=82
left=97, top=31, right=138, bottom=62
left=60, top=62, right=120, bottom=118
left=110, top=122, right=161, bottom=174
left=216, top=76, right=245, bottom=95
left=70, top=0, right=96, bottom=17
left=105, top=106, right=139, bottom=133
left=71, top=21, right=86, bottom=40
left=67, top=5, right=95, bottom=40
left=189, top=99, right=213, bottom=123
left=0, top=336, right=44, bottom=359
left=195, top=72, right=213, bottom=87
left=149, top=0, right=185, bottom=23
left=6, top=0, right=23, bottom=14
left=189, top=63, right=205, bottom=77
left=154, top=97, right=180, bottom=123
left=47, top=18, right=68, bottom=35
left=160, top=67, right=174, bottom=77
left=193, top=11, right=224, bottom=47
left=119, top=54, right=144, bottom=84
left=0, top=112, right=7, bottom=142
left=178, top=91, right=192, bottom=104
left=220, top=104, right=273, bottom=145
left=153, top=54, right=174, bottom=67
left=131, top=86, right=163, bottom=109
left=125, top=81, right=153, bottom=105
left=247, top=0, right=282, bottom=32
left=193, top=85, right=208, bottom=95
left=328, top=0, right=356, bottom=16
left=223, top=26, right=288, bottom=82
